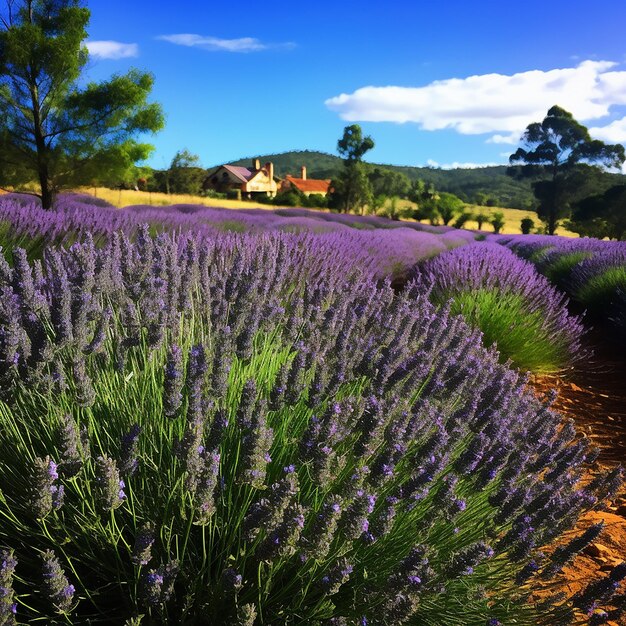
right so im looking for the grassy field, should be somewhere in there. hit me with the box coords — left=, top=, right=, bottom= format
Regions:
left=73, top=188, right=575, bottom=237
left=80, top=187, right=277, bottom=210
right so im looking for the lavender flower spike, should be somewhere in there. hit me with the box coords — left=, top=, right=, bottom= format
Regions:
left=42, top=550, right=75, bottom=614
left=95, top=454, right=126, bottom=511
left=0, top=549, right=18, bottom=625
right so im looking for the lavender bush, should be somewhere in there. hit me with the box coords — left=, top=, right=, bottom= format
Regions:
left=0, top=228, right=621, bottom=624
left=502, top=234, right=626, bottom=339
left=411, top=243, right=585, bottom=372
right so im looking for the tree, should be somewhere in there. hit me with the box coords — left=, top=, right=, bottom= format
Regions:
left=490, top=212, right=506, bottom=234
left=520, top=217, right=535, bottom=235
left=368, top=167, right=410, bottom=199
left=433, top=191, right=465, bottom=226
left=453, top=211, right=474, bottom=229
left=0, top=0, right=164, bottom=209
left=475, top=212, right=489, bottom=230
left=329, top=125, right=374, bottom=213
left=167, top=149, right=205, bottom=196
left=569, top=185, right=626, bottom=240
left=507, top=105, right=624, bottom=234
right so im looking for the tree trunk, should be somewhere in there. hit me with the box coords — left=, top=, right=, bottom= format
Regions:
left=38, top=165, right=53, bottom=210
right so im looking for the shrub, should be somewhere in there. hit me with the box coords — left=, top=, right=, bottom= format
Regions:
left=0, top=230, right=620, bottom=624
left=411, top=243, right=584, bottom=373
left=520, top=218, right=535, bottom=235
left=490, top=212, right=506, bottom=234
left=570, top=248, right=626, bottom=317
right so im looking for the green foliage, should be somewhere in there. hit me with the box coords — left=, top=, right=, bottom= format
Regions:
left=0, top=0, right=164, bottom=208
left=167, top=149, right=205, bottom=196
left=336, top=124, right=375, bottom=163
left=474, top=212, right=489, bottom=230
left=490, top=212, right=506, bottom=234
left=446, top=288, right=576, bottom=373
left=520, top=218, right=535, bottom=234
left=453, top=212, right=474, bottom=229
left=273, top=189, right=305, bottom=207
left=575, top=265, right=626, bottom=314
left=508, top=106, right=625, bottom=234
left=569, top=184, right=626, bottom=240
left=367, top=167, right=411, bottom=199
left=432, top=192, right=465, bottom=226
left=329, top=126, right=375, bottom=213
left=542, top=252, right=592, bottom=288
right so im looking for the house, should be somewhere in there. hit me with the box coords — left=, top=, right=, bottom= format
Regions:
left=280, top=166, right=332, bottom=197
left=204, top=159, right=278, bottom=198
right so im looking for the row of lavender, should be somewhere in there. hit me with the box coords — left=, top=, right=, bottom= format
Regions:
left=0, top=212, right=623, bottom=623
left=0, top=193, right=475, bottom=284
left=410, top=243, right=585, bottom=373
left=497, top=234, right=626, bottom=341
left=0, top=194, right=588, bottom=374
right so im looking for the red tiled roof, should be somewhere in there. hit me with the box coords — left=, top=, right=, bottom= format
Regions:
left=285, top=176, right=331, bottom=193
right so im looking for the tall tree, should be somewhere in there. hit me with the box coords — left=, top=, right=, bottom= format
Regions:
left=0, top=0, right=164, bottom=209
left=507, top=105, right=624, bottom=234
left=329, top=124, right=374, bottom=213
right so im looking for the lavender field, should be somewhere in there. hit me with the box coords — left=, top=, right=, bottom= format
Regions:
left=0, top=194, right=625, bottom=625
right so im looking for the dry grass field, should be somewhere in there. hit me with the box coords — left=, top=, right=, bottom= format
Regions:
left=79, top=187, right=277, bottom=210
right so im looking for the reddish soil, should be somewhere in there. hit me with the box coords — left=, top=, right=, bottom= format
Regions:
left=529, top=328, right=626, bottom=625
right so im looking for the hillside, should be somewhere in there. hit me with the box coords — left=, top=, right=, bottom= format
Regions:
left=228, top=150, right=535, bottom=208
left=227, top=150, right=626, bottom=210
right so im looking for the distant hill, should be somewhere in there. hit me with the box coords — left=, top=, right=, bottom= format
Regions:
left=228, top=150, right=534, bottom=208
left=227, top=150, right=626, bottom=210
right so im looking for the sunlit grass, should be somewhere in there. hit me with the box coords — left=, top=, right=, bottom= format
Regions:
left=575, top=265, right=626, bottom=313
left=445, top=288, right=575, bottom=373
left=75, top=187, right=283, bottom=210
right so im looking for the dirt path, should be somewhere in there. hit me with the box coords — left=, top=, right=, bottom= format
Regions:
left=530, top=328, right=626, bottom=625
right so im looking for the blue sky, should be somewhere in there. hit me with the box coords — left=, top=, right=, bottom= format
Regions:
left=85, top=0, right=626, bottom=171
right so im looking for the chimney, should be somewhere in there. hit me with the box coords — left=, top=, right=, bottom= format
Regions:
left=266, top=162, right=274, bottom=180
left=253, top=158, right=260, bottom=170
left=301, top=165, right=307, bottom=180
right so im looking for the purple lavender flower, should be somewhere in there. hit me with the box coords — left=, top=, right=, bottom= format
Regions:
left=95, top=455, right=126, bottom=511
left=57, top=414, right=83, bottom=477
left=320, top=557, right=353, bottom=595
left=446, top=542, right=494, bottom=578
left=194, top=450, right=220, bottom=525
left=163, top=343, right=184, bottom=417
left=31, top=456, right=62, bottom=518
left=0, top=549, right=17, bottom=625
left=41, top=550, right=75, bottom=614
left=141, top=560, right=179, bottom=608
left=132, top=523, right=156, bottom=566
left=222, top=567, right=243, bottom=593
left=119, top=424, right=142, bottom=476
left=574, top=561, right=626, bottom=614
left=300, top=498, right=343, bottom=561
left=542, top=521, right=604, bottom=577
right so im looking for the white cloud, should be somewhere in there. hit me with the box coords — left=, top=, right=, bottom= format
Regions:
left=589, top=116, right=626, bottom=142
left=325, top=60, right=626, bottom=142
left=425, top=159, right=501, bottom=170
left=487, top=132, right=521, bottom=145
left=86, top=40, right=139, bottom=60
left=157, top=34, right=294, bottom=53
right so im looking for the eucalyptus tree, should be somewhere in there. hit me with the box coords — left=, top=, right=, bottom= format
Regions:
left=507, top=105, right=624, bottom=234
